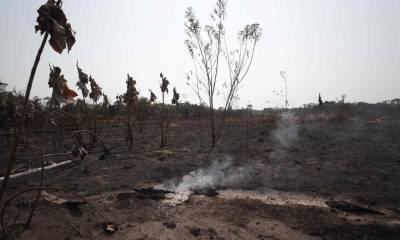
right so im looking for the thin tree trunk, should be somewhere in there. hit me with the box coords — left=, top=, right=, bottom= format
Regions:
left=210, top=106, right=216, bottom=148
left=0, top=32, right=49, bottom=206
left=246, top=108, right=250, bottom=151
left=83, top=97, right=89, bottom=149
left=160, top=92, right=165, bottom=148
left=93, top=104, right=97, bottom=147
left=89, top=102, right=97, bottom=150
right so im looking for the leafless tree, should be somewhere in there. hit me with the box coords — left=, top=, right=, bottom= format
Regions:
left=159, top=72, right=170, bottom=148
left=185, top=0, right=262, bottom=148
left=87, top=74, right=102, bottom=149
left=123, top=74, right=139, bottom=149
left=280, top=71, right=289, bottom=108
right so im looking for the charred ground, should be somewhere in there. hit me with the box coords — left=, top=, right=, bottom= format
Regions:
left=0, top=103, right=400, bottom=239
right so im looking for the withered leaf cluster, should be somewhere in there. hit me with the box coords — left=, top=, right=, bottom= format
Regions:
left=149, top=89, right=157, bottom=103
left=89, top=76, right=102, bottom=103
left=124, top=74, right=139, bottom=109
left=35, top=0, right=76, bottom=53
left=160, top=72, right=170, bottom=93
left=48, top=65, right=78, bottom=104
left=76, top=62, right=89, bottom=98
left=171, top=87, right=180, bottom=106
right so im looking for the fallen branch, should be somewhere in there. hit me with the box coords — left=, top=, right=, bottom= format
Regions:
left=0, top=160, right=73, bottom=182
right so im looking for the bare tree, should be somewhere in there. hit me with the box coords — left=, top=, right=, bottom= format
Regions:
left=123, top=74, right=139, bottom=149
left=185, top=0, right=262, bottom=148
left=76, top=62, right=90, bottom=103
left=171, top=87, right=180, bottom=106
left=272, top=71, right=289, bottom=109
left=280, top=71, right=289, bottom=108
left=76, top=62, right=90, bottom=146
left=88, top=75, right=102, bottom=149
left=159, top=72, right=170, bottom=148
left=48, top=65, right=78, bottom=150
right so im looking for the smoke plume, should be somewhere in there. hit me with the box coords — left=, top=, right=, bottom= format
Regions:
left=272, top=111, right=299, bottom=147
left=155, top=156, right=253, bottom=192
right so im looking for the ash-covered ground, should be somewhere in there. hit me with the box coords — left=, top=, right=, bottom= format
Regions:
left=1, top=107, right=400, bottom=239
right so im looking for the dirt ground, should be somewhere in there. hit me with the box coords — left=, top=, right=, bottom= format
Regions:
left=1, top=110, right=400, bottom=239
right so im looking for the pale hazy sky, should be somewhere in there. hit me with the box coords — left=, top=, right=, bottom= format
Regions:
left=0, top=0, right=399, bottom=109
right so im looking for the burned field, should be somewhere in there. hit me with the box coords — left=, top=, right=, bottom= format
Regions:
left=1, top=107, right=400, bottom=240
left=1, top=1, right=400, bottom=239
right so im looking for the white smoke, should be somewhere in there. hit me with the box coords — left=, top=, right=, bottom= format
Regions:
left=155, top=156, right=253, bottom=192
left=272, top=111, right=299, bottom=147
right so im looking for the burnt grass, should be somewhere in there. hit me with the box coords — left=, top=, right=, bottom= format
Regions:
left=0, top=107, right=400, bottom=239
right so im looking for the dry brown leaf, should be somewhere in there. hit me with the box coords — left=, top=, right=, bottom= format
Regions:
left=48, top=65, right=78, bottom=104
left=35, top=0, right=76, bottom=53
left=102, top=222, right=118, bottom=234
